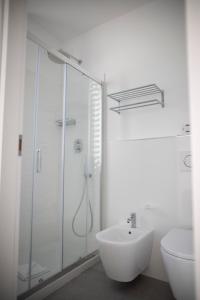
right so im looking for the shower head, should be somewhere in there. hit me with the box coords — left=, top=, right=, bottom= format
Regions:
left=48, top=50, right=82, bottom=65
left=47, top=52, right=64, bottom=64
left=56, top=118, right=76, bottom=127
left=58, top=49, right=82, bottom=65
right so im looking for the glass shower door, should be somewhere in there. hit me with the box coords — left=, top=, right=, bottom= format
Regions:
left=18, top=39, right=38, bottom=295
left=63, top=65, right=102, bottom=268
left=30, top=47, right=64, bottom=288
left=63, top=66, right=89, bottom=267
left=18, top=39, right=102, bottom=295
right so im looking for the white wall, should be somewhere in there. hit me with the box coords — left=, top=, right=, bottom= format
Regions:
left=63, top=0, right=191, bottom=281
left=28, top=15, right=61, bottom=50
left=64, top=0, right=189, bottom=140
left=107, top=136, right=191, bottom=281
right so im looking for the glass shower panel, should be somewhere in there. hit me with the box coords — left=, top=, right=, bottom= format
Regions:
left=63, top=66, right=102, bottom=268
left=18, top=39, right=102, bottom=295
left=18, top=39, right=38, bottom=295
left=63, top=66, right=89, bottom=268
left=30, top=48, right=64, bottom=288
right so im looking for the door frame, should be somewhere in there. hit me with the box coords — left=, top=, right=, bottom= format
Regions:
left=0, top=0, right=9, bottom=184
left=186, top=0, right=200, bottom=298
left=0, top=0, right=27, bottom=299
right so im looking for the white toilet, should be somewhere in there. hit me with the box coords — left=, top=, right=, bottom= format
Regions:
left=161, top=228, right=195, bottom=300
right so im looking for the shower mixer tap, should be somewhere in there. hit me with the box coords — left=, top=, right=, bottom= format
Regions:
left=74, top=139, right=83, bottom=153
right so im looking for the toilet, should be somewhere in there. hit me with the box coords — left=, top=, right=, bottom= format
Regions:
left=161, top=228, right=195, bottom=300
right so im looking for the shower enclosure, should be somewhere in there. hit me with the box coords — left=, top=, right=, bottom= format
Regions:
left=18, top=39, right=102, bottom=295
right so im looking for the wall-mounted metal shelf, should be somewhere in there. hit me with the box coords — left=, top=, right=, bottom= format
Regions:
left=108, top=84, right=164, bottom=114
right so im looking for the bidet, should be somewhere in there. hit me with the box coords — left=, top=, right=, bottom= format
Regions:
left=96, top=223, right=153, bottom=282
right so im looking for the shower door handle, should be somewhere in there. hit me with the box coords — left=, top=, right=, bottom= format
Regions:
left=36, top=148, right=42, bottom=173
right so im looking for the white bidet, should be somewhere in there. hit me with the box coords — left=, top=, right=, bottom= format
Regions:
left=96, top=224, right=153, bottom=282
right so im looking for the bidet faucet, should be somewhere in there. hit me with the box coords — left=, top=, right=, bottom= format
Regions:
left=127, top=213, right=136, bottom=228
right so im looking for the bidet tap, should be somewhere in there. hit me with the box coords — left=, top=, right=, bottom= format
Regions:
left=127, top=212, right=136, bottom=228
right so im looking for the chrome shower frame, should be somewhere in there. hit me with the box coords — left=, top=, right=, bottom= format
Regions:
left=20, top=33, right=104, bottom=299
left=27, top=32, right=102, bottom=85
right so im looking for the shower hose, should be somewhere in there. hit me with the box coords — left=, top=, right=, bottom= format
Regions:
left=72, top=173, right=94, bottom=238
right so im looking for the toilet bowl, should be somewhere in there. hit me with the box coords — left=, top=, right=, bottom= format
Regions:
left=96, top=223, right=153, bottom=282
left=161, top=228, right=195, bottom=300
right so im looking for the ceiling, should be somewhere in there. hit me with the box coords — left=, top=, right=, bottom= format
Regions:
left=27, top=0, right=154, bottom=43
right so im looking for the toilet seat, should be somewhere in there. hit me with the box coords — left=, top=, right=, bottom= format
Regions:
left=161, top=228, right=194, bottom=261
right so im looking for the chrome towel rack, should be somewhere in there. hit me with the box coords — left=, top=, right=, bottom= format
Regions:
left=108, top=84, right=164, bottom=114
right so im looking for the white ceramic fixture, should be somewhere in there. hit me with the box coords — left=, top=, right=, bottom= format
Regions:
left=96, top=224, right=153, bottom=282
left=161, top=228, right=195, bottom=300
